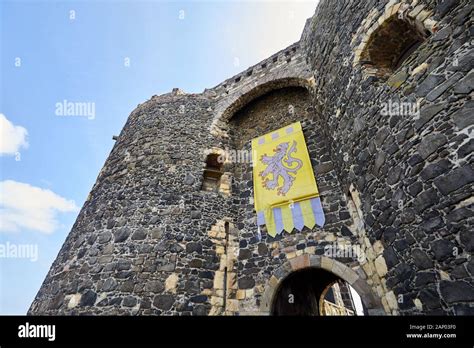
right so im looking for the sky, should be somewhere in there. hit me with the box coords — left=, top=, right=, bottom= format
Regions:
left=0, top=0, right=319, bottom=314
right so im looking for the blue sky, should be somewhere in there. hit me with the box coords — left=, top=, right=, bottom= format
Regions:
left=0, top=0, right=318, bottom=314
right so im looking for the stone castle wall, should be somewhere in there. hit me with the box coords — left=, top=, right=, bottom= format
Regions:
left=301, top=0, right=473, bottom=314
left=29, top=0, right=473, bottom=315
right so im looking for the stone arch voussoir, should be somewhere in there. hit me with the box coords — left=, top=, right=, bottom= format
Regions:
left=260, top=254, right=385, bottom=315
left=210, top=75, right=315, bottom=138
left=353, top=2, right=438, bottom=72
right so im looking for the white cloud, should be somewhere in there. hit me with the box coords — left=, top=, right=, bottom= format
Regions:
left=0, top=113, right=29, bottom=155
left=0, top=180, right=79, bottom=234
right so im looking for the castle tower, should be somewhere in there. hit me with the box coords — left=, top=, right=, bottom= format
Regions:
left=29, top=0, right=473, bottom=316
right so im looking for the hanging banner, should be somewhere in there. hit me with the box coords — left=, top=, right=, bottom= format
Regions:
left=252, top=121, right=325, bottom=237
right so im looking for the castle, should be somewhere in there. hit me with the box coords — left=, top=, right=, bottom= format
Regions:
left=29, top=0, right=473, bottom=315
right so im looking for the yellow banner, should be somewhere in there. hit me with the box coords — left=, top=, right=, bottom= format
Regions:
left=251, top=121, right=324, bottom=236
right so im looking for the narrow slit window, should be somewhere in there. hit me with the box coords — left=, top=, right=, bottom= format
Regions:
left=201, top=154, right=223, bottom=192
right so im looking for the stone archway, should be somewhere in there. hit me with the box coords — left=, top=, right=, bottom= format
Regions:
left=272, top=267, right=353, bottom=315
left=260, top=254, right=385, bottom=315
left=210, top=76, right=315, bottom=138
left=352, top=2, right=438, bottom=78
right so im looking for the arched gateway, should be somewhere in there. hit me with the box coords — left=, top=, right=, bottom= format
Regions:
left=261, top=255, right=384, bottom=316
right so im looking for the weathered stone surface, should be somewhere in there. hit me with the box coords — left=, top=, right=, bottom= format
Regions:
left=184, top=174, right=195, bottom=185
left=190, top=295, right=207, bottom=303
left=79, top=290, right=97, bottom=307
left=415, top=272, right=436, bottom=287
left=375, top=255, right=388, bottom=277
left=48, top=294, right=64, bottom=310
left=145, top=281, right=164, bottom=293
left=102, top=278, right=118, bottom=292
left=460, top=229, right=474, bottom=252
left=426, top=73, right=463, bottom=102
left=419, top=287, right=442, bottom=309
left=412, top=249, right=433, bottom=270
left=434, top=166, right=474, bottom=195
left=114, top=228, right=130, bottom=243
left=238, top=249, right=252, bottom=260
left=383, top=247, right=398, bottom=268
left=440, top=281, right=474, bottom=304
left=192, top=304, right=210, bottom=315
left=153, top=295, right=174, bottom=310
left=451, top=107, right=474, bottom=129
left=420, top=217, right=442, bottom=233
left=415, top=103, right=444, bottom=130
left=453, top=70, right=474, bottom=94
left=458, top=140, right=474, bottom=159
left=431, top=240, right=456, bottom=261
left=131, top=228, right=147, bottom=240
left=431, top=26, right=452, bottom=42
left=257, top=243, right=268, bottom=255
left=387, top=70, right=408, bottom=89
left=416, top=75, right=445, bottom=97
left=186, top=242, right=202, bottom=254
left=408, top=182, right=422, bottom=197
left=238, top=277, right=255, bottom=289
left=123, top=296, right=137, bottom=307
left=150, top=227, right=163, bottom=239
left=98, top=232, right=112, bottom=244
left=165, top=273, right=179, bottom=293
left=117, top=259, right=131, bottom=271
left=436, top=0, right=457, bottom=17
left=414, top=188, right=438, bottom=213
left=420, top=159, right=450, bottom=181
left=418, top=134, right=447, bottom=159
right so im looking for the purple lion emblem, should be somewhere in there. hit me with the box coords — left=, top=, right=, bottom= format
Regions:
left=259, top=140, right=303, bottom=196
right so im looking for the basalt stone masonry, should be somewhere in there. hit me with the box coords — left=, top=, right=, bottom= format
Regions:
left=29, top=0, right=473, bottom=316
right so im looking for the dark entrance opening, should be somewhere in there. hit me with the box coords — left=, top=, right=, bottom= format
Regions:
left=271, top=267, right=365, bottom=316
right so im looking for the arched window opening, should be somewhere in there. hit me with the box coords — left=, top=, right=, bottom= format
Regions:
left=201, top=153, right=224, bottom=192
left=359, top=16, right=431, bottom=78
